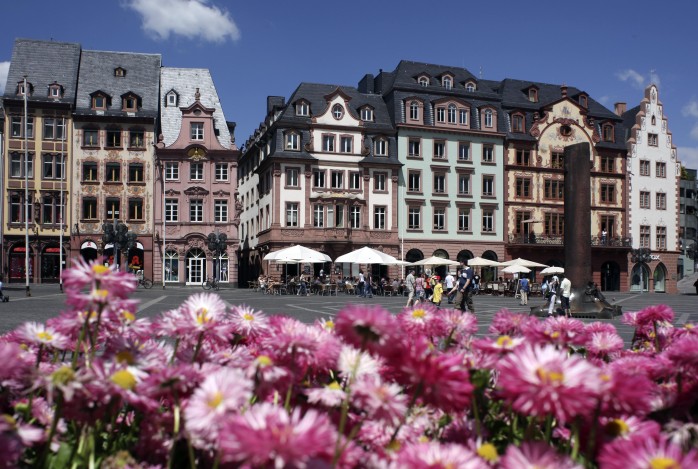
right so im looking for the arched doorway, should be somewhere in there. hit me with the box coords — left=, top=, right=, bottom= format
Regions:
left=630, top=263, right=650, bottom=292
left=406, top=249, right=424, bottom=274
left=164, top=249, right=179, bottom=283
left=80, top=241, right=98, bottom=263
left=41, top=244, right=65, bottom=282
left=9, top=244, right=34, bottom=283
left=481, top=250, right=499, bottom=283
left=103, top=243, right=117, bottom=269
left=653, top=263, right=667, bottom=293
left=185, top=248, right=206, bottom=285
left=600, top=261, right=621, bottom=291
left=432, top=249, right=450, bottom=278
left=457, top=250, right=474, bottom=265
left=127, top=242, right=145, bottom=274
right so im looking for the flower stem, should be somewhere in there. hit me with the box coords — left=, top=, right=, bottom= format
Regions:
left=38, top=393, right=63, bottom=467
left=389, top=381, right=423, bottom=444
left=653, top=320, right=661, bottom=353
left=170, top=338, right=180, bottom=364
left=571, top=419, right=581, bottom=460
left=192, top=332, right=204, bottom=363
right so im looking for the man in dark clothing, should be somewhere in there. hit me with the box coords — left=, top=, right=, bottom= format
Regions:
left=449, top=267, right=474, bottom=313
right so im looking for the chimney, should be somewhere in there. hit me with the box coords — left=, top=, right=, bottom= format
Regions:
left=560, top=83, right=567, bottom=98
left=358, top=73, right=374, bottom=94
left=614, top=102, right=627, bottom=116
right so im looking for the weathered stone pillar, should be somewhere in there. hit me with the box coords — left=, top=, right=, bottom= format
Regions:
left=563, top=143, right=592, bottom=288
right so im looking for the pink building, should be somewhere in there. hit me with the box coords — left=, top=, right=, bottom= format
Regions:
left=154, top=68, right=239, bottom=286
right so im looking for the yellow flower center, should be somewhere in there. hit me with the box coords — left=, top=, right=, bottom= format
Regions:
left=685, top=323, right=694, bottom=330
left=604, top=419, right=630, bottom=437
left=116, top=350, right=135, bottom=365
left=550, top=331, right=560, bottom=339
left=256, top=355, right=272, bottom=367
left=496, top=336, right=513, bottom=347
left=208, top=391, right=224, bottom=409
left=536, top=367, right=564, bottom=385
left=324, top=320, right=335, bottom=330
left=328, top=382, right=342, bottom=391
left=196, top=308, right=209, bottom=325
left=412, top=309, right=426, bottom=319
left=477, top=443, right=499, bottom=462
left=37, top=331, right=53, bottom=342
left=649, top=457, right=680, bottom=469
left=121, top=311, right=136, bottom=323
left=92, top=265, right=110, bottom=275
left=51, top=366, right=75, bottom=386
left=385, top=440, right=401, bottom=452
left=111, top=370, right=137, bottom=390
left=243, top=313, right=255, bottom=321
left=92, top=289, right=109, bottom=301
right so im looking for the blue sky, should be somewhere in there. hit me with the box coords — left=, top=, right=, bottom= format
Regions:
left=2, top=0, right=698, bottom=168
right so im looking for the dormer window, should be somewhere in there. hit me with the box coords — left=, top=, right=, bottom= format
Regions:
left=166, top=91, right=178, bottom=107
left=114, top=67, right=126, bottom=77
left=417, top=76, right=429, bottom=87
left=442, top=76, right=453, bottom=90
left=409, top=101, right=420, bottom=120
left=16, top=81, right=33, bottom=96
left=512, top=113, right=525, bottom=132
left=296, top=101, right=310, bottom=116
left=579, top=95, right=588, bottom=108
left=465, top=81, right=476, bottom=92
left=122, top=93, right=139, bottom=112
left=285, top=131, right=300, bottom=151
left=332, top=104, right=344, bottom=120
left=48, top=82, right=63, bottom=99
left=528, top=88, right=538, bottom=103
left=602, top=123, right=614, bottom=142
left=360, top=106, right=374, bottom=122
left=92, top=93, right=108, bottom=110
left=651, top=115, right=656, bottom=126
left=447, top=104, right=457, bottom=123
left=484, top=109, right=493, bottom=128
left=374, top=138, right=388, bottom=156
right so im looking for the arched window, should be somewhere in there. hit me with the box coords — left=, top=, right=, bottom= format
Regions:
left=447, top=104, right=457, bottom=123
left=332, top=104, right=344, bottom=120
left=442, top=76, right=452, bottom=89
left=409, top=101, right=420, bottom=120
left=165, top=250, right=179, bottom=282
left=418, top=76, right=429, bottom=87
left=484, top=109, right=493, bottom=128
left=465, top=82, right=476, bottom=92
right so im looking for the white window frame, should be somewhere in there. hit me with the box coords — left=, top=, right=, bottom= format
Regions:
left=190, top=199, right=203, bottom=222
left=458, top=208, right=470, bottom=231
left=286, top=132, right=300, bottom=150
left=165, top=198, right=179, bottom=222
left=349, top=171, right=360, bottom=190
left=191, top=122, right=204, bottom=140
left=313, top=170, right=326, bottom=188
left=340, top=136, right=353, bottom=153
left=482, top=210, right=494, bottom=232
left=313, top=205, right=325, bottom=228
left=408, top=207, right=421, bottom=230
left=361, top=107, right=374, bottom=121
left=374, top=206, right=386, bottom=230
left=433, top=208, right=446, bottom=230
left=331, top=171, right=344, bottom=189
left=165, top=162, right=179, bottom=180
left=286, top=168, right=299, bottom=187
left=286, top=203, right=299, bottom=227
left=484, top=109, right=493, bottom=128
left=433, top=174, right=446, bottom=193
left=482, top=176, right=494, bottom=196
left=350, top=206, right=361, bottom=229
left=190, top=162, right=204, bottom=181
left=332, top=104, right=344, bottom=120
left=458, top=174, right=470, bottom=195
left=215, top=163, right=229, bottom=181
left=214, top=200, right=228, bottom=222
left=374, top=138, right=387, bottom=156
left=374, top=173, right=386, bottom=191
left=322, top=135, right=335, bottom=152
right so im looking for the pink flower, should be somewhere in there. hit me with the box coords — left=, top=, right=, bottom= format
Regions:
left=220, top=403, right=336, bottom=467
left=488, top=309, right=538, bottom=336
left=306, top=382, right=346, bottom=408
left=184, top=367, right=253, bottom=445
left=472, top=335, right=525, bottom=356
left=441, top=310, right=478, bottom=346
left=598, top=366, right=654, bottom=417
left=352, top=376, right=408, bottom=426
left=530, top=317, right=588, bottom=348
left=497, top=343, right=603, bottom=423
left=399, top=304, right=447, bottom=339
left=17, top=322, right=70, bottom=350
left=228, top=304, right=270, bottom=340
left=598, top=435, right=698, bottom=469
left=635, top=304, right=675, bottom=327
left=599, top=416, right=661, bottom=443
left=0, top=342, right=32, bottom=383
left=664, top=335, right=698, bottom=375
left=62, top=258, right=136, bottom=297
left=586, top=331, right=625, bottom=358
left=335, top=305, right=400, bottom=355
left=396, top=442, right=488, bottom=469
left=500, top=442, right=583, bottom=469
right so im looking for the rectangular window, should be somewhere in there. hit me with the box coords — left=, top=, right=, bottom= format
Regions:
left=512, top=114, right=524, bottom=132
left=515, top=149, right=530, bottom=166
left=656, top=193, right=666, bottom=210
left=82, top=198, right=97, bottom=220
left=639, top=160, right=650, bottom=176
left=656, top=162, right=666, bottom=178
left=408, top=171, right=421, bottom=192
left=129, top=199, right=143, bottom=220
left=10, top=195, right=21, bottom=223
left=83, top=162, right=97, bottom=182
left=374, top=206, right=386, bottom=230
left=105, top=198, right=120, bottom=220
left=601, top=215, right=615, bottom=238
left=374, top=173, right=386, bottom=191
left=433, top=174, right=446, bottom=193
left=42, top=154, right=64, bottom=180
left=482, top=176, right=494, bottom=196
left=340, top=136, right=352, bottom=153
left=106, top=163, right=121, bottom=182
left=551, top=152, right=564, bottom=169
left=458, top=208, right=470, bottom=231
left=600, top=184, right=615, bottom=203
left=313, top=205, right=324, bottom=228
left=640, top=191, right=651, bottom=209
left=43, top=117, right=65, bottom=140
left=214, top=200, right=228, bottom=222
left=335, top=205, right=344, bottom=227
left=601, top=156, right=615, bottom=173
left=408, top=139, right=420, bottom=157
left=544, top=179, right=564, bottom=199
left=515, top=177, right=531, bottom=197
left=313, top=170, right=325, bottom=188
left=106, top=130, right=122, bottom=148
left=191, top=122, right=204, bottom=140
left=165, top=198, right=178, bottom=222
left=83, top=129, right=99, bottom=147
left=129, top=163, right=144, bottom=183
left=459, top=109, right=468, bottom=125
left=286, top=168, right=299, bottom=187
left=436, top=107, right=445, bottom=122
left=482, top=145, right=494, bottom=163
left=10, top=153, right=34, bottom=178
left=42, top=194, right=61, bottom=225
left=433, top=208, right=445, bottom=231
left=129, top=130, right=145, bottom=148
left=544, top=213, right=564, bottom=236
left=408, top=207, right=420, bottom=230
left=458, top=142, right=470, bottom=161
left=215, top=163, right=229, bottom=181
left=482, top=210, right=494, bottom=232
left=656, top=226, right=667, bottom=250
left=433, top=141, right=446, bottom=159
left=374, top=139, right=387, bottom=156
left=190, top=163, right=204, bottom=180
left=349, top=172, right=360, bottom=190
left=458, top=174, right=470, bottom=195
left=640, top=225, right=651, bottom=248
left=331, top=171, right=343, bottom=189
left=190, top=200, right=203, bottom=222
left=286, top=203, right=299, bottom=227
left=322, top=135, right=335, bottom=152
left=648, top=133, right=658, bottom=146
left=350, top=206, right=361, bottom=229
left=286, top=132, right=300, bottom=150
left=165, top=162, right=179, bottom=180
left=10, top=116, right=33, bottom=138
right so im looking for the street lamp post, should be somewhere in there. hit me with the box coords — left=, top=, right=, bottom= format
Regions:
left=207, top=231, right=227, bottom=282
left=102, top=220, right=137, bottom=272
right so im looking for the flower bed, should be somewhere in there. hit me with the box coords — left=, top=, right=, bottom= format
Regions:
left=1, top=260, right=697, bottom=468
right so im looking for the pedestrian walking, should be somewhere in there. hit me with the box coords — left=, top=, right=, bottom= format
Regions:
left=560, top=276, right=572, bottom=317
left=405, top=269, right=416, bottom=307
left=449, top=267, right=475, bottom=313
left=431, top=276, right=443, bottom=308
left=547, top=276, right=560, bottom=316
left=358, top=271, right=365, bottom=297
left=519, top=276, right=530, bottom=305
left=414, top=273, right=425, bottom=304
left=445, top=272, right=455, bottom=303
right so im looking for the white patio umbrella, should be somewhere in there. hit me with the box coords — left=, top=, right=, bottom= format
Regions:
left=335, top=246, right=401, bottom=265
left=410, top=256, right=461, bottom=267
left=263, top=245, right=330, bottom=263
left=500, top=257, right=548, bottom=268
left=467, top=257, right=502, bottom=267
left=540, top=266, right=565, bottom=275
left=502, top=265, right=531, bottom=274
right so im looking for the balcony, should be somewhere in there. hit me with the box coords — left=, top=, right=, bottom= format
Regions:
left=508, top=235, right=632, bottom=247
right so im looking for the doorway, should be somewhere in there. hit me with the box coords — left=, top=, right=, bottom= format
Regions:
left=186, top=248, right=206, bottom=285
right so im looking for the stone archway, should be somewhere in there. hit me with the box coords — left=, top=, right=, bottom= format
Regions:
left=653, top=263, right=667, bottom=293
left=600, top=261, right=621, bottom=291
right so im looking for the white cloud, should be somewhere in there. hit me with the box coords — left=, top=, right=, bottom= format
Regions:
left=679, top=146, right=698, bottom=170
left=616, top=69, right=646, bottom=89
left=649, top=70, right=661, bottom=88
left=691, top=123, right=698, bottom=141
left=124, top=0, right=240, bottom=43
left=683, top=100, right=698, bottom=118
left=0, top=61, right=9, bottom=95
left=597, top=95, right=611, bottom=106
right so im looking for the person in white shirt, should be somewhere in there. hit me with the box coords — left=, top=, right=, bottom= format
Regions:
left=405, top=270, right=416, bottom=307
left=444, top=272, right=455, bottom=304
left=547, top=276, right=559, bottom=316
left=560, top=276, right=572, bottom=317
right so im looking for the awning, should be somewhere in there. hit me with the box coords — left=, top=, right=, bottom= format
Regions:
left=81, top=241, right=98, bottom=250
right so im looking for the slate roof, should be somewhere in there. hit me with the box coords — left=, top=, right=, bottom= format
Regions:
left=160, top=67, right=232, bottom=149
left=74, top=50, right=161, bottom=119
left=3, top=38, right=80, bottom=105
left=388, top=60, right=499, bottom=98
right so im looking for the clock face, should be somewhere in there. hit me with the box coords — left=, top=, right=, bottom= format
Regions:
left=188, top=146, right=207, bottom=160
